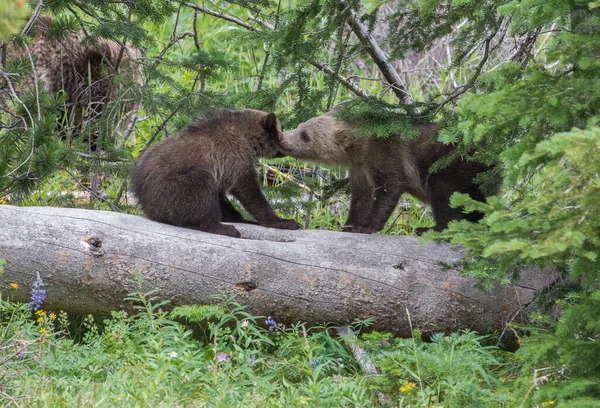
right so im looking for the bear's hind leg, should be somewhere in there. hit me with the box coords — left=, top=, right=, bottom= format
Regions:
left=421, top=170, right=472, bottom=234
left=172, top=167, right=241, bottom=238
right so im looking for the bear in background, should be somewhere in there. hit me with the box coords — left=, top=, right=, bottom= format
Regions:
left=278, top=106, right=492, bottom=235
left=130, top=109, right=301, bottom=238
left=2, top=16, right=140, bottom=143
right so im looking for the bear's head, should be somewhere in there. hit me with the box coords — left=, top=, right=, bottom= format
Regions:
left=246, top=110, right=286, bottom=158
left=278, top=106, right=354, bottom=163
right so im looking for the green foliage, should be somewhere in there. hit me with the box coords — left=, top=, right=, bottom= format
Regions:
left=428, top=126, right=600, bottom=286
left=512, top=291, right=600, bottom=407
left=356, top=330, right=512, bottom=407
left=0, top=278, right=375, bottom=406
left=419, top=2, right=600, bottom=406
left=424, top=127, right=600, bottom=406
left=336, top=98, right=420, bottom=139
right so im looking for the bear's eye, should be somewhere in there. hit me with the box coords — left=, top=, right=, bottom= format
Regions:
left=300, top=130, right=310, bottom=142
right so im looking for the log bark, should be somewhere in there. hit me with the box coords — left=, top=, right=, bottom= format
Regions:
left=0, top=205, right=558, bottom=336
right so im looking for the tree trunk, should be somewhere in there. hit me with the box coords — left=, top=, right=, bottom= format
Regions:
left=0, top=205, right=558, bottom=336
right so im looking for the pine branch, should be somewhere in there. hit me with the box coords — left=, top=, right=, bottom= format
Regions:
left=183, top=1, right=369, bottom=99
left=312, top=61, right=368, bottom=98
left=154, top=32, right=195, bottom=64
left=246, top=12, right=275, bottom=30
left=184, top=3, right=258, bottom=32
left=21, top=0, right=45, bottom=36
left=424, top=18, right=506, bottom=117
left=337, top=0, right=416, bottom=112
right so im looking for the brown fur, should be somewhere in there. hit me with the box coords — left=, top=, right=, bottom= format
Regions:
left=279, top=106, right=491, bottom=234
left=130, top=109, right=301, bottom=238
left=2, top=16, right=140, bottom=142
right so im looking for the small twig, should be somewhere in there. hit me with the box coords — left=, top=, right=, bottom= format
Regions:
left=184, top=2, right=258, bottom=31
left=154, top=32, right=195, bottom=64
left=1, top=73, right=35, bottom=178
left=20, top=0, right=45, bottom=36
left=192, top=10, right=205, bottom=92
left=247, top=12, right=275, bottom=30
left=23, top=44, right=41, bottom=121
left=63, top=168, right=121, bottom=212
left=256, top=0, right=282, bottom=92
left=311, top=61, right=369, bottom=98
left=75, top=152, right=128, bottom=162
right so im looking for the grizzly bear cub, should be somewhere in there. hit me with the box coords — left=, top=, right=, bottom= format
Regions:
left=279, top=106, right=491, bottom=235
left=130, top=109, right=301, bottom=238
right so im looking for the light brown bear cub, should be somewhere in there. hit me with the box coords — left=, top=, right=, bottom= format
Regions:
left=279, top=106, right=490, bottom=235
left=131, top=109, right=301, bottom=238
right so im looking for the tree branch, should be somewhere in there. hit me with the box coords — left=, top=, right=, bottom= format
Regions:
left=338, top=0, right=416, bottom=112
left=184, top=3, right=258, bottom=32
left=182, top=1, right=369, bottom=99
left=423, top=18, right=507, bottom=118
left=311, top=61, right=369, bottom=98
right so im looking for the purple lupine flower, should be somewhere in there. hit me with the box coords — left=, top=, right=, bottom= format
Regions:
left=216, top=352, right=227, bottom=362
left=309, top=359, right=319, bottom=370
left=380, top=340, right=390, bottom=346
left=265, top=316, right=277, bottom=331
left=246, top=356, right=256, bottom=366
left=28, top=274, right=46, bottom=311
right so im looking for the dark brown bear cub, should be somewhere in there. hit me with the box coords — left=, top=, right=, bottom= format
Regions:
left=130, top=109, right=301, bottom=238
left=279, top=106, right=492, bottom=235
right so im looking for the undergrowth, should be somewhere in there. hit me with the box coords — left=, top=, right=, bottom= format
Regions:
left=0, top=273, right=527, bottom=408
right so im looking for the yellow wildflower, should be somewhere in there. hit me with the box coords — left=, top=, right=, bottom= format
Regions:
left=36, top=317, right=43, bottom=323
left=542, top=400, right=555, bottom=406
left=400, top=382, right=416, bottom=393
left=39, top=327, right=47, bottom=334
left=9, top=283, right=18, bottom=289
left=35, top=310, right=46, bottom=317
left=49, top=313, right=56, bottom=320
left=0, top=198, right=7, bottom=205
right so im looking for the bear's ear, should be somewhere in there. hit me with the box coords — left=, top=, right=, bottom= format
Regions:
left=262, top=112, right=279, bottom=136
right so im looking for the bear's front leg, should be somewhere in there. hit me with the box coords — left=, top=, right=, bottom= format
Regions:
left=343, top=168, right=376, bottom=232
left=348, top=174, right=404, bottom=234
left=219, top=193, right=258, bottom=224
left=230, top=169, right=301, bottom=230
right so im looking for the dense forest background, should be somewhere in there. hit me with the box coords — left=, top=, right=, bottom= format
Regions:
left=1, top=0, right=599, bottom=406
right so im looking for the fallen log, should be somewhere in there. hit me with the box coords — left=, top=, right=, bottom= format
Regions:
left=0, top=205, right=558, bottom=336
